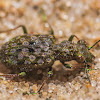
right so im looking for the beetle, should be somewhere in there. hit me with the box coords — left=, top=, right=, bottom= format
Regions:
left=0, top=25, right=99, bottom=93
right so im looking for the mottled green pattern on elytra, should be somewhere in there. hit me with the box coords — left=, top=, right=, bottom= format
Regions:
left=0, top=34, right=55, bottom=71
left=0, top=34, right=95, bottom=72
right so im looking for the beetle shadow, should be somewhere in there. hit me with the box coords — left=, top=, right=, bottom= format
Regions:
left=48, top=63, right=85, bottom=84
left=0, top=61, right=85, bottom=85
left=21, top=63, right=86, bottom=86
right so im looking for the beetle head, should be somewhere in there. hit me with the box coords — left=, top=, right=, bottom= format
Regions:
left=75, top=40, right=95, bottom=64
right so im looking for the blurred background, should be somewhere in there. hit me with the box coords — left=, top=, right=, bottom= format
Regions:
left=0, top=0, right=100, bottom=45
left=0, top=0, right=100, bottom=100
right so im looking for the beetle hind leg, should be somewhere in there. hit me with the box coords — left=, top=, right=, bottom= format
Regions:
left=0, top=25, right=28, bottom=34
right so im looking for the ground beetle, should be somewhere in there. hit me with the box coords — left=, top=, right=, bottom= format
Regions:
left=0, top=25, right=99, bottom=93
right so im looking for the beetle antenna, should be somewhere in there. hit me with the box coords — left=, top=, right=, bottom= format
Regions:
left=0, top=25, right=28, bottom=34
left=88, top=40, right=100, bottom=50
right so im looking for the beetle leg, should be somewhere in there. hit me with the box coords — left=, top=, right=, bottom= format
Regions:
left=39, top=8, right=54, bottom=35
left=84, top=60, right=91, bottom=84
left=0, top=25, right=28, bottom=34
left=48, top=24, right=56, bottom=42
left=64, top=64, right=72, bottom=69
left=61, top=62, right=72, bottom=69
left=37, top=67, right=53, bottom=94
left=0, top=72, right=26, bottom=80
left=85, top=66, right=91, bottom=84
left=68, top=35, right=79, bottom=42
left=48, top=24, right=54, bottom=36
left=0, top=74, right=18, bottom=80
